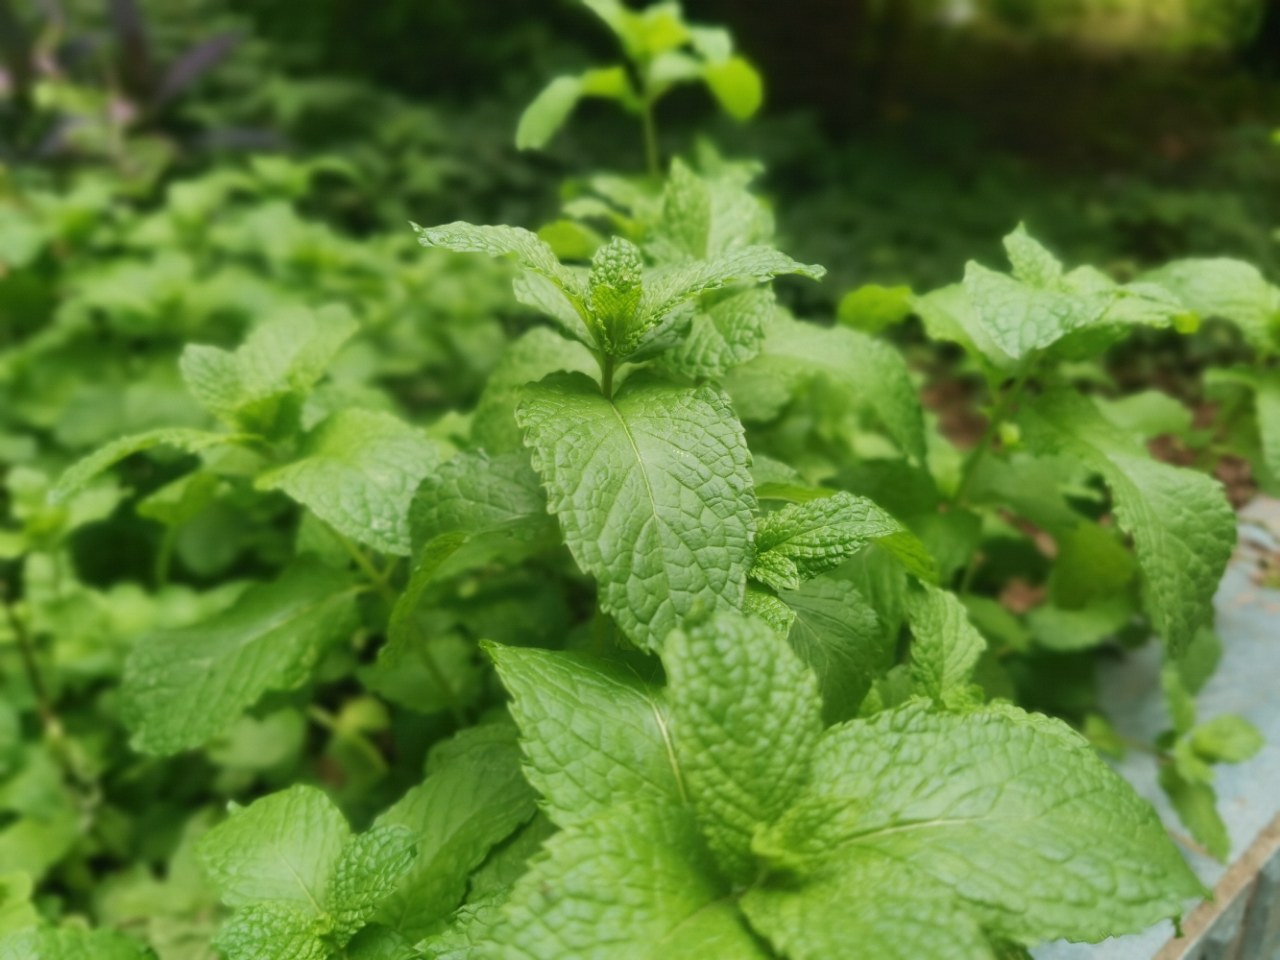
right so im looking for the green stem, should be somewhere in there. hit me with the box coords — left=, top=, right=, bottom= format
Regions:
left=307, top=706, right=389, bottom=775
left=951, top=371, right=1031, bottom=507
left=328, top=527, right=397, bottom=606
left=599, top=353, right=616, bottom=400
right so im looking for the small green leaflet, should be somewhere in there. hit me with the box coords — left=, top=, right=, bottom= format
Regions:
left=752, top=490, right=937, bottom=590
left=49, top=427, right=237, bottom=504
left=905, top=583, right=987, bottom=707
left=1142, top=258, right=1280, bottom=353
left=517, top=372, right=755, bottom=651
left=198, top=786, right=416, bottom=959
left=0, top=927, right=152, bottom=960
left=122, top=559, right=359, bottom=754
left=258, top=408, right=445, bottom=556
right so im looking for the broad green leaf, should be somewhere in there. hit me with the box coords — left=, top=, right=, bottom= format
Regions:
left=906, top=584, right=987, bottom=707
left=488, top=644, right=683, bottom=824
left=727, top=314, right=927, bottom=462
left=374, top=725, right=537, bottom=940
left=1206, top=366, right=1280, bottom=480
left=1050, top=521, right=1137, bottom=608
left=638, top=247, right=824, bottom=333
left=122, top=560, right=359, bottom=754
left=50, top=427, right=235, bottom=504
left=257, top=408, right=444, bottom=556
left=742, top=853, right=993, bottom=960
left=486, top=803, right=767, bottom=960
left=658, top=287, right=775, bottom=380
left=758, top=703, right=1201, bottom=945
left=1143, top=258, right=1280, bottom=352
left=780, top=576, right=889, bottom=724
left=1018, top=391, right=1235, bottom=656
left=752, top=491, right=936, bottom=591
left=0, top=928, right=152, bottom=960
left=411, top=451, right=551, bottom=549
left=212, top=901, right=327, bottom=960
left=665, top=611, right=821, bottom=880
left=327, top=825, right=418, bottom=942
left=517, top=373, right=755, bottom=650
left=199, top=785, right=349, bottom=909
left=1027, top=594, right=1135, bottom=652
left=180, top=305, right=357, bottom=432
left=702, top=56, right=763, bottom=119
left=0, top=874, right=36, bottom=937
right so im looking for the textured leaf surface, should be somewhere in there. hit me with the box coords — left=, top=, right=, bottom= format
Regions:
left=758, top=703, right=1201, bottom=944
left=1019, top=390, right=1235, bottom=655
left=781, top=576, right=888, bottom=723
left=906, top=584, right=987, bottom=706
left=753, top=491, right=934, bottom=590
left=328, top=825, right=418, bottom=941
left=258, top=409, right=443, bottom=556
left=489, top=645, right=683, bottom=825
left=659, top=287, right=775, bottom=380
left=374, top=725, right=538, bottom=940
left=212, top=901, right=327, bottom=960
left=486, top=804, right=767, bottom=960
left=199, top=785, right=349, bottom=909
left=665, top=611, right=821, bottom=880
left=123, top=561, right=358, bottom=754
left=518, top=373, right=755, bottom=650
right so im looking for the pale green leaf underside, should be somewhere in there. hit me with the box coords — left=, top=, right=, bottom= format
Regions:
left=122, top=560, right=358, bottom=755
left=517, top=373, right=755, bottom=650
left=258, top=408, right=444, bottom=556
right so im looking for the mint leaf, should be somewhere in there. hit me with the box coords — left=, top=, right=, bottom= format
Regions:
left=122, top=560, right=359, bottom=754
left=906, top=584, right=987, bottom=707
left=488, top=644, right=684, bottom=825
left=727, top=314, right=926, bottom=462
left=1018, top=390, right=1235, bottom=655
left=486, top=803, right=767, bottom=960
left=781, top=576, right=890, bottom=723
left=588, top=236, right=646, bottom=355
left=200, top=785, right=350, bottom=909
left=754, top=703, right=1201, bottom=945
left=658, top=286, right=776, bottom=381
left=1143, top=258, right=1280, bottom=352
left=411, top=451, right=553, bottom=548
left=327, top=825, right=418, bottom=942
left=1190, top=715, right=1263, bottom=764
left=665, top=611, right=822, bottom=881
left=212, top=901, right=327, bottom=960
left=516, top=68, right=633, bottom=150
left=517, top=373, right=755, bottom=650
left=752, top=491, right=936, bottom=590
left=180, top=305, right=357, bottom=433
left=373, top=725, right=537, bottom=940
left=742, top=855, right=993, bottom=960
left=258, top=409, right=444, bottom=556
left=50, top=427, right=234, bottom=504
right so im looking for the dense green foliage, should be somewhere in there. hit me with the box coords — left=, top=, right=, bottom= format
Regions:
left=1, top=0, right=1278, bottom=957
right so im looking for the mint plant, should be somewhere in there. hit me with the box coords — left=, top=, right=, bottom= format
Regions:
left=1, top=1, right=1274, bottom=956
